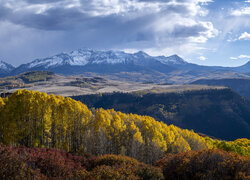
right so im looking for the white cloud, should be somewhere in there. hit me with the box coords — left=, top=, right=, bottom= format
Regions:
left=231, top=7, right=250, bottom=16
left=138, top=43, right=207, bottom=59
left=239, top=32, right=250, bottom=40
left=227, top=32, right=250, bottom=42
left=199, top=56, right=207, bottom=61
left=230, top=55, right=250, bottom=60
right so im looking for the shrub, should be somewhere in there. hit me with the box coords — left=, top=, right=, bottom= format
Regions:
left=89, top=154, right=163, bottom=180
left=156, top=149, right=250, bottom=180
left=0, top=145, right=44, bottom=179
left=0, top=145, right=88, bottom=179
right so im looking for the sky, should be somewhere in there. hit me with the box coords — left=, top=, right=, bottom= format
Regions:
left=0, top=0, right=250, bottom=67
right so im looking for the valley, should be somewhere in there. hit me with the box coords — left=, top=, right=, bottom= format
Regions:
left=0, top=89, right=249, bottom=179
left=1, top=0, right=250, bottom=178
left=0, top=71, right=225, bottom=97
left=0, top=50, right=250, bottom=179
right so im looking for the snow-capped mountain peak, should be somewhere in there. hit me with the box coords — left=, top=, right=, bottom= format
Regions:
left=0, top=60, right=15, bottom=72
left=156, top=54, right=187, bottom=65
left=134, top=51, right=150, bottom=58
left=24, top=49, right=188, bottom=69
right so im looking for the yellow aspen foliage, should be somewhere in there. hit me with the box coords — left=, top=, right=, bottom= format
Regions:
left=0, top=97, right=4, bottom=108
left=171, top=136, right=191, bottom=153
left=112, top=113, right=126, bottom=134
left=94, top=108, right=111, bottom=131
left=206, top=137, right=250, bottom=156
left=0, top=90, right=248, bottom=164
left=129, top=121, right=144, bottom=144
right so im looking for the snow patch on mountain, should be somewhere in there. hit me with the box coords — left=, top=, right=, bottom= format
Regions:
left=69, top=49, right=91, bottom=66
left=29, top=56, right=65, bottom=68
left=90, top=51, right=129, bottom=64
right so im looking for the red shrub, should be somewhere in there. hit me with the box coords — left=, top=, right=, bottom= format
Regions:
left=0, top=145, right=89, bottom=179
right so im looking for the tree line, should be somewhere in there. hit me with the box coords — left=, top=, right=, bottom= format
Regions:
left=0, top=90, right=249, bottom=164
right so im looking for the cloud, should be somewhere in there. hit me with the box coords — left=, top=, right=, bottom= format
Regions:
left=199, top=56, right=207, bottom=61
left=231, top=7, right=250, bottom=16
left=0, top=0, right=217, bottom=65
left=227, top=32, right=250, bottom=42
left=238, top=32, right=250, bottom=40
left=230, top=55, right=250, bottom=60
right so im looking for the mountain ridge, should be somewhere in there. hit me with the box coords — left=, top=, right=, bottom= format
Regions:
left=11, top=49, right=186, bottom=74
left=1, top=48, right=250, bottom=83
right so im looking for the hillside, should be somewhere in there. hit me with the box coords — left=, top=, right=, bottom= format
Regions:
left=1, top=90, right=249, bottom=158
left=0, top=90, right=249, bottom=179
left=191, top=78, right=250, bottom=99
left=0, top=71, right=55, bottom=91
left=72, top=88, right=250, bottom=140
left=1, top=71, right=226, bottom=97
left=0, top=89, right=211, bottom=164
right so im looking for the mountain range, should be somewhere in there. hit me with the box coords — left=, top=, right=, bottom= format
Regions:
left=1, top=48, right=250, bottom=83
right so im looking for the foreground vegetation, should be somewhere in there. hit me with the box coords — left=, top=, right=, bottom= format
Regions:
left=156, top=149, right=250, bottom=180
left=0, top=145, right=249, bottom=180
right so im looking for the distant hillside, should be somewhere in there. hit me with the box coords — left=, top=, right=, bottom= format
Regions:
left=72, top=88, right=250, bottom=140
left=191, top=78, right=250, bottom=99
left=0, top=71, right=55, bottom=91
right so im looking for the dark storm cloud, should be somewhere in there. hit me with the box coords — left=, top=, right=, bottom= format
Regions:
left=0, top=0, right=204, bottom=36
left=0, top=3, right=86, bottom=30
left=0, top=5, right=11, bottom=20
left=172, top=24, right=207, bottom=37
left=160, top=3, right=193, bottom=15
left=11, top=8, right=87, bottom=30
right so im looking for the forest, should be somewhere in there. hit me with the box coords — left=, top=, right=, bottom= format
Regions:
left=72, top=88, right=250, bottom=140
left=0, top=90, right=249, bottom=179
